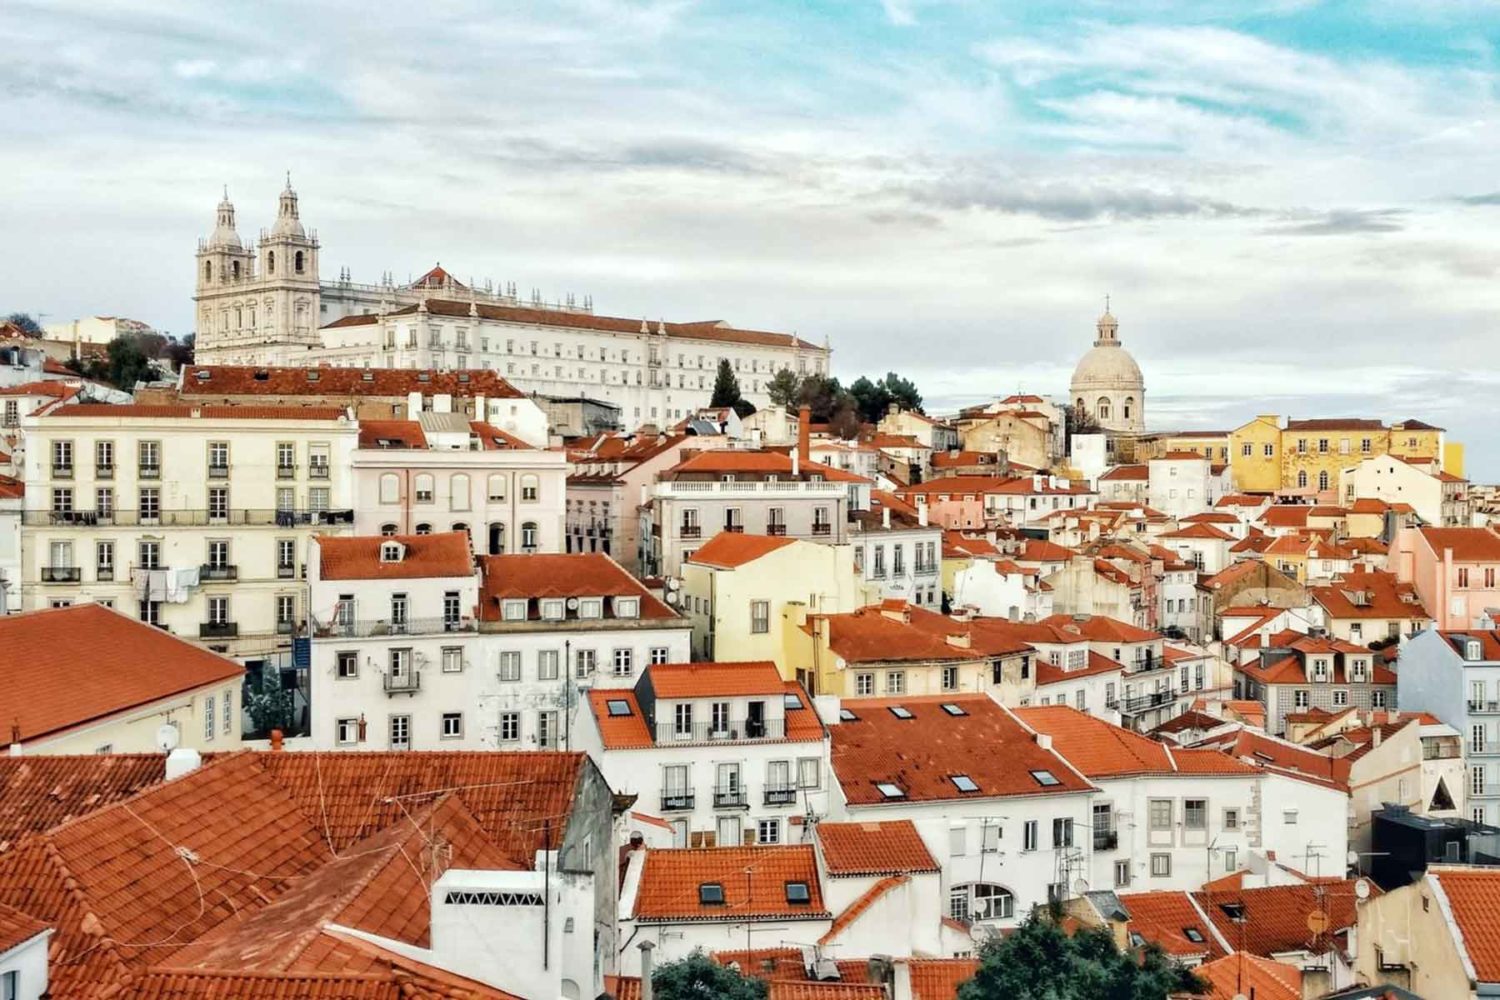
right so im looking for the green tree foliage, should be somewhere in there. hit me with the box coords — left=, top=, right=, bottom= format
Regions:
left=4, top=313, right=44, bottom=336
left=67, top=334, right=166, bottom=389
left=848, top=372, right=923, bottom=424
left=956, top=918, right=1206, bottom=1000
left=652, top=951, right=768, bottom=1000
left=766, top=368, right=801, bottom=408
left=710, top=358, right=743, bottom=410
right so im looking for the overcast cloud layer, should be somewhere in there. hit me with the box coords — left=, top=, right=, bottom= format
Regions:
left=3, top=1, right=1499, bottom=477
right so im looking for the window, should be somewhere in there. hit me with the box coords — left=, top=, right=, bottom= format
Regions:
left=1284, top=808, right=1300, bottom=825
left=496, top=650, right=522, bottom=682
left=501, top=599, right=527, bottom=621
left=942, top=665, right=959, bottom=691
left=1223, top=808, right=1240, bottom=831
left=207, top=595, right=230, bottom=625
left=1184, top=799, right=1207, bottom=831
left=750, top=599, right=770, bottom=634
left=1294, top=689, right=1310, bottom=709
left=336, top=651, right=358, bottom=679
left=1150, top=854, right=1171, bottom=877
left=876, top=782, right=905, bottom=799
left=414, top=474, right=435, bottom=503
left=499, top=712, right=520, bottom=742
left=949, top=825, right=967, bottom=857
left=389, top=715, right=411, bottom=751
left=1114, top=861, right=1131, bottom=887
left=575, top=649, right=597, bottom=678
left=139, top=487, right=160, bottom=521
left=539, top=649, right=560, bottom=680
left=441, top=713, right=463, bottom=739
left=855, top=672, right=874, bottom=696
left=1150, top=799, right=1173, bottom=831
left=613, top=648, right=634, bottom=677
left=1023, top=820, right=1038, bottom=852
left=1473, top=766, right=1487, bottom=797
left=380, top=474, right=400, bottom=504
left=699, top=883, right=725, bottom=906
left=952, top=774, right=979, bottom=793
left=1052, top=817, right=1074, bottom=848
left=885, top=670, right=906, bottom=694
left=336, top=718, right=360, bottom=746
left=757, top=818, right=781, bottom=844
left=798, top=757, right=820, bottom=789
left=275, top=441, right=295, bottom=475
left=204, top=693, right=215, bottom=740
left=650, top=646, right=671, bottom=665
left=1030, top=770, right=1060, bottom=787
left=521, top=521, right=539, bottom=552
left=487, top=474, right=507, bottom=501
left=1333, top=689, right=1349, bottom=707
left=441, top=647, right=463, bottom=674
left=520, top=474, right=540, bottom=501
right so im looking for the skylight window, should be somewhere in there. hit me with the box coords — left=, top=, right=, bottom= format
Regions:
left=698, top=883, right=725, bottom=906
left=876, top=782, right=905, bottom=799
left=940, top=703, right=967, bottom=716
left=838, top=709, right=858, bottom=722
left=1030, top=770, right=1061, bottom=787
left=784, top=693, right=803, bottom=710
left=888, top=706, right=914, bottom=720
left=606, top=700, right=632, bottom=717
left=1183, top=927, right=1205, bottom=943
left=951, top=775, right=980, bottom=793
left=1219, top=902, right=1246, bottom=921
left=785, top=881, right=811, bottom=905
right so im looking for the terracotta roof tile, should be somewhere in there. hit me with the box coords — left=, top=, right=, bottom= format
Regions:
left=811, top=605, right=1030, bottom=664
left=1194, top=953, right=1301, bottom=1000
left=44, top=403, right=348, bottom=421
left=831, top=695, right=1094, bottom=805
left=633, top=846, right=829, bottom=921
left=316, top=532, right=473, bottom=581
left=1309, top=571, right=1430, bottom=621
left=897, top=475, right=1091, bottom=497
left=1431, top=866, right=1500, bottom=982
left=1116, top=890, right=1228, bottom=959
left=1015, top=706, right=1255, bottom=778
left=357, top=420, right=427, bottom=449
left=0, top=753, right=167, bottom=847
left=1418, top=527, right=1500, bottom=562
left=1017, top=540, right=1077, bottom=562
left=0, top=605, right=244, bottom=744
left=1099, top=464, right=1148, bottom=481
left=1160, top=522, right=1235, bottom=541
left=183, top=366, right=525, bottom=399
left=467, top=421, right=531, bottom=450
left=906, top=959, right=978, bottom=1000
left=687, top=532, right=798, bottom=568
left=712, top=948, right=874, bottom=985
left=0, top=900, right=47, bottom=954
left=585, top=690, right=653, bottom=749
left=0, top=474, right=23, bottom=500
left=1034, top=650, right=1124, bottom=687
left=668, top=449, right=870, bottom=483
left=1034, top=613, right=1158, bottom=643
left=647, top=661, right=787, bottom=698
left=477, top=553, right=676, bottom=620
left=815, top=820, right=939, bottom=876
left=1260, top=506, right=1311, bottom=528
left=769, top=983, right=886, bottom=1000
left=1193, top=881, right=1372, bottom=957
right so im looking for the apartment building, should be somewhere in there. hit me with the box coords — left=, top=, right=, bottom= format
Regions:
left=20, top=403, right=358, bottom=654
left=893, top=474, right=1097, bottom=531
left=1396, top=628, right=1500, bottom=825
left=1232, top=631, right=1394, bottom=735
left=850, top=491, right=943, bottom=608
left=576, top=661, right=829, bottom=849
left=351, top=415, right=567, bottom=556
left=565, top=430, right=709, bottom=572
left=1390, top=526, right=1500, bottom=630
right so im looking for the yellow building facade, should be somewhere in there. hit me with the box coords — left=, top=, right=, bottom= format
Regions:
left=1228, top=414, right=1283, bottom=493
left=1229, top=414, right=1458, bottom=496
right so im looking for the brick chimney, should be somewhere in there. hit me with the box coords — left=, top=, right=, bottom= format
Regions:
left=798, top=404, right=811, bottom=468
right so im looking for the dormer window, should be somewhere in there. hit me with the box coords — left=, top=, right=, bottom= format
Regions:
left=838, top=708, right=858, bottom=722
left=501, top=599, right=528, bottom=622
left=783, top=693, right=803, bottom=710
left=579, top=598, right=602, bottom=619
left=615, top=597, right=639, bottom=619
left=379, top=542, right=403, bottom=563
left=540, top=599, right=565, bottom=621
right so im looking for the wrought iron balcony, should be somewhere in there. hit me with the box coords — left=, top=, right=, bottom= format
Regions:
left=1120, top=690, right=1177, bottom=714
left=199, top=621, right=239, bottom=638
left=1093, top=831, right=1119, bottom=851
left=200, top=563, right=238, bottom=581
left=811, top=523, right=831, bottom=536
left=309, top=464, right=330, bottom=480
left=276, top=464, right=297, bottom=479
left=654, top=718, right=782, bottom=743
left=713, top=786, right=749, bottom=809
left=22, top=507, right=355, bottom=528
left=764, top=786, right=798, bottom=806
left=723, top=524, right=744, bottom=534
left=766, top=523, right=787, bottom=536
left=316, top=616, right=474, bottom=639
left=679, top=524, right=702, bottom=539
left=383, top=671, right=421, bottom=695
left=139, top=464, right=160, bottom=479
left=660, top=791, right=695, bottom=811
left=41, top=566, right=81, bottom=583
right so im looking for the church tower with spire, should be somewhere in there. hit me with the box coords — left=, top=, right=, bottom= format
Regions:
left=193, top=177, right=321, bottom=364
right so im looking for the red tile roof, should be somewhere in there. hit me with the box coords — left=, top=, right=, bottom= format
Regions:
left=687, top=532, right=798, bottom=568
left=906, top=959, right=978, bottom=1000
left=815, top=820, right=939, bottom=876
left=1116, top=890, right=1228, bottom=959
left=811, top=604, right=1031, bottom=664
left=897, top=475, right=1091, bottom=497
left=1034, top=613, right=1158, bottom=643
left=0, top=753, right=168, bottom=847
left=121, top=963, right=517, bottom=999
left=668, top=449, right=870, bottom=483
left=633, top=845, right=829, bottom=922
left=357, top=420, right=428, bottom=448
left=183, top=366, right=525, bottom=399
left=1014, top=706, right=1256, bottom=779
left=1193, top=881, right=1371, bottom=957
left=0, top=474, right=22, bottom=500
left=1034, top=650, right=1124, bottom=687
left=477, top=553, right=676, bottom=620
left=1017, top=540, right=1077, bottom=562
left=43, top=403, right=348, bottom=421
left=1309, top=571, right=1430, bottom=620
left=1418, top=527, right=1500, bottom=562
left=0, top=605, right=245, bottom=744
left=1160, top=522, right=1235, bottom=541
left=467, top=421, right=531, bottom=450
left=1099, top=464, right=1148, bottom=481
left=1431, top=867, right=1500, bottom=982
left=585, top=690, right=653, bottom=749
left=712, top=949, right=874, bottom=986
left=1193, top=953, right=1302, bottom=1000
left=831, top=695, right=1094, bottom=805
left=769, top=983, right=886, bottom=1000
left=1182, top=512, right=1242, bottom=524
left=648, top=661, right=788, bottom=698
left=1260, top=506, right=1311, bottom=528
left=0, top=900, right=47, bottom=954
left=317, top=532, right=473, bottom=580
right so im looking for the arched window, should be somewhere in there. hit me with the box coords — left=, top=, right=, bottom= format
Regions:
left=379, top=473, right=400, bottom=504
left=949, top=883, right=1015, bottom=923
left=1318, top=470, right=1329, bottom=491
left=487, top=474, right=506, bottom=502
left=267, top=250, right=276, bottom=274
left=231, top=260, right=240, bottom=280
left=1096, top=397, right=1111, bottom=421
left=451, top=522, right=469, bottom=539
left=521, top=521, right=539, bottom=552
left=520, top=474, right=540, bottom=502
left=204, top=260, right=212, bottom=282
left=1123, top=396, right=1134, bottom=420
left=1297, top=470, right=1308, bottom=488
left=414, top=523, right=432, bottom=535
left=380, top=523, right=398, bottom=537
left=450, top=474, right=471, bottom=511
left=414, top=473, right=434, bottom=503
left=488, top=522, right=506, bottom=555
left=294, top=250, right=305, bottom=273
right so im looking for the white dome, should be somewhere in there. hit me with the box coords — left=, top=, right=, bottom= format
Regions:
left=1071, top=342, right=1143, bottom=390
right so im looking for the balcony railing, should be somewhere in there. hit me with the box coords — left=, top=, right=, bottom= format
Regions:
left=654, top=718, right=784, bottom=743
left=41, top=566, right=81, bottom=583
left=96, top=465, right=114, bottom=479
left=207, top=465, right=230, bottom=479
left=679, top=524, right=702, bottom=539
left=1093, top=831, right=1119, bottom=851
left=383, top=671, right=421, bottom=695
left=139, top=464, right=160, bottom=479
left=199, top=621, right=239, bottom=638
left=309, top=465, right=330, bottom=480
left=766, top=524, right=787, bottom=536
left=660, top=791, right=695, bottom=811
left=52, top=464, right=73, bottom=479
left=1468, top=700, right=1500, bottom=715
left=657, top=480, right=847, bottom=498
left=22, top=508, right=355, bottom=528
left=764, top=786, right=798, bottom=806
left=1467, top=740, right=1500, bottom=757
left=713, top=786, right=749, bottom=809
left=811, top=523, right=831, bottom=536
left=200, top=564, right=238, bottom=581
left=316, top=617, right=474, bottom=639
left=277, top=465, right=297, bottom=479
left=277, top=564, right=297, bottom=579
left=1120, top=690, right=1177, bottom=714
left=723, top=524, right=744, bottom=534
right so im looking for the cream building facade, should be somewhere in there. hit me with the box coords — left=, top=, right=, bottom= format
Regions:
left=1069, top=308, right=1145, bottom=441
left=192, top=183, right=831, bottom=429
left=20, top=404, right=358, bottom=655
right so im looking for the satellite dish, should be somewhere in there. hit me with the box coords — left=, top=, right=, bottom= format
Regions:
left=1306, top=910, right=1330, bottom=934
left=664, top=592, right=679, bottom=605
left=1072, top=877, right=1089, bottom=895
left=1348, top=851, right=1360, bottom=866
left=1355, top=878, right=1372, bottom=900
left=155, top=722, right=180, bottom=752
left=566, top=597, right=580, bottom=609
left=667, top=578, right=681, bottom=591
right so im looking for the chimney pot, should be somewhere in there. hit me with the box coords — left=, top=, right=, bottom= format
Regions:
left=270, top=728, right=285, bottom=752
left=798, top=405, right=812, bottom=467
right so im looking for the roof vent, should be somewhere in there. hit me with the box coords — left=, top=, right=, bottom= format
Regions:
left=418, top=372, right=432, bottom=382
left=194, top=369, right=210, bottom=381
left=361, top=371, right=375, bottom=381
left=253, top=369, right=269, bottom=381
left=458, top=372, right=471, bottom=383
left=306, top=370, right=320, bottom=382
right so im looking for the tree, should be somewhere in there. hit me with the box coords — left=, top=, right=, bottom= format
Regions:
left=766, top=368, right=801, bottom=409
left=653, top=951, right=767, bottom=1000
left=957, top=918, right=1206, bottom=1000
left=241, top=663, right=298, bottom=739
left=4, top=312, right=44, bottom=337
left=848, top=372, right=924, bottom=425
left=710, top=358, right=743, bottom=410
left=731, top=398, right=756, bottom=420
left=164, top=333, right=195, bottom=368
left=102, top=335, right=162, bottom=388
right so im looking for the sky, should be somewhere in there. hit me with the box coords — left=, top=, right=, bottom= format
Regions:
left=3, top=1, right=1500, bottom=477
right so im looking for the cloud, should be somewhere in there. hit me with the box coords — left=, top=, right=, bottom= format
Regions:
left=1457, top=191, right=1500, bottom=206
left=903, top=170, right=1255, bottom=222
left=879, top=0, right=917, bottom=26
left=1264, top=208, right=1408, bottom=236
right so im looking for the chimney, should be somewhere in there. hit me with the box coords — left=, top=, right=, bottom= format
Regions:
left=1035, top=733, right=1053, bottom=750
left=882, top=506, right=891, bottom=530
left=640, top=941, right=656, bottom=1000
left=165, top=747, right=202, bottom=780
left=1259, top=630, right=1269, bottom=648
left=798, top=405, right=811, bottom=467
left=270, top=728, right=285, bottom=752
left=1372, top=727, right=1382, bottom=748
left=431, top=869, right=558, bottom=996
left=918, top=505, right=928, bottom=527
